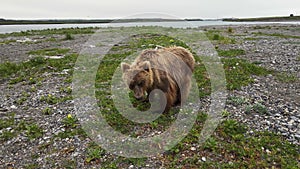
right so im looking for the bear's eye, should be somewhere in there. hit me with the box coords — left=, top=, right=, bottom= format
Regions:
left=129, top=83, right=134, bottom=90
left=138, top=80, right=145, bottom=86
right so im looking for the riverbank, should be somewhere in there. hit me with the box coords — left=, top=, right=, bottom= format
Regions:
left=0, top=25, right=299, bottom=168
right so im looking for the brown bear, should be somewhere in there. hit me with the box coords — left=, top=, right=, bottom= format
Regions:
left=121, top=46, right=195, bottom=113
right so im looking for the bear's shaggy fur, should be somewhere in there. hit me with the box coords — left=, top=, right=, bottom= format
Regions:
left=121, top=46, right=195, bottom=112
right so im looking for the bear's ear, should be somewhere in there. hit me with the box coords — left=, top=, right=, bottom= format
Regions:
left=121, top=63, right=130, bottom=73
left=141, top=61, right=151, bottom=72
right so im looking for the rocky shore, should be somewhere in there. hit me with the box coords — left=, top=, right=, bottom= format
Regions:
left=0, top=24, right=299, bottom=168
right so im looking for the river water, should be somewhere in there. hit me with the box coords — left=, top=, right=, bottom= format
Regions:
left=0, top=20, right=300, bottom=34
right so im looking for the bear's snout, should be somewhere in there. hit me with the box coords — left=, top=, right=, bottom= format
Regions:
left=135, top=95, right=144, bottom=101
left=134, top=92, right=145, bottom=101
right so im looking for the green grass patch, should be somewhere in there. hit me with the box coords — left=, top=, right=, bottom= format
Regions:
left=275, top=72, right=298, bottom=83
left=217, top=49, right=245, bottom=57
left=220, top=119, right=247, bottom=139
left=0, top=112, right=15, bottom=130
left=253, top=32, right=300, bottom=39
left=0, top=113, right=17, bottom=141
left=0, top=62, right=20, bottom=79
left=85, top=142, right=106, bottom=163
left=28, top=48, right=70, bottom=56
left=0, top=39, right=17, bottom=45
left=227, top=96, right=248, bottom=106
left=205, top=30, right=236, bottom=44
left=244, top=37, right=260, bottom=41
left=227, top=27, right=234, bottom=33
left=0, top=27, right=95, bottom=38
left=161, top=118, right=299, bottom=169
left=222, top=58, right=272, bottom=90
left=55, top=115, right=87, bottom=139
left=0, top=53, right=77, bottom=81
left=245, top=103, right=268, bottom=114
left=63, top=33, right=74, bottom=40
left=25, top=123, right=44, bottom=140
left=40, top=94, right=59, bottom=105
left=42, top=107, right=53, bottom=115
left=0, top=113, right=44, bottom=141
left=60, top=86, right=72, bottom=94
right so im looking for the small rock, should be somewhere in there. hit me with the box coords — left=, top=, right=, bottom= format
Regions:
left=73, top=152, right=79, bottom=157
left=288, top=120, right=295, bottom=125
left=10, top=105, right=17, bottom=109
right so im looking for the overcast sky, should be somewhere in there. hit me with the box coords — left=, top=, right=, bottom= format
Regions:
left=1, top=0, right=300, bottom=19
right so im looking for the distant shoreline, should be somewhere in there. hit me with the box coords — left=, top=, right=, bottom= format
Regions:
left=223, top=15, right=300, bottom=22
left=1, top=16, right=299, bottom=25
left=0, top=18, right=204, bottom=25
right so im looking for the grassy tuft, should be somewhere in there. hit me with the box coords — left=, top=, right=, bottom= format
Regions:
left=0, top=112, right=44, bottom=141
left=245, top=103, right=268, bottom=114
left=228, top=27, right=234, bottom=33
left=205, top=30, right=236, bottom=44
left=85, top=142, right=106, bottom=163
left=275, top=72, right=298, bottom=83
left=25, top=124, right=44, bottom=140
left=227, top=96, right=248, bottom=106
left=218, top=49, right=245, bottom=57
left=63, top=33, right=74, bottom=40
left=28, top=48, right=70, bottom=56
left=253, top=32, right=300, bottom=39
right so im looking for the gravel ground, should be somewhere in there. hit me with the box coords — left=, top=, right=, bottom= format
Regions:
left=209, top=24, right=300, bottom=145
left=0, top=24, right=299, bottom=168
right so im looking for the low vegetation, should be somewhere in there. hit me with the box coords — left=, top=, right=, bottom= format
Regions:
left=63, top=33, right=74, bottom=40
left=0, top=27, right=95, bottom=38
left=0, top=52, right=77, bottom=81
left=205, top=30, right=236, bottom=44
left=275, top=72, right=298, bottom=83
left=253, top=32, right=300, bottom=39
left=0, top=113, right=43, bottom=141
left=27, top=48, right=70, bottom=56
left=222, top=58, right=271, bottom=90
left=0, top=27, right=299, bottom=168
left=217, top=49, right=246, bottom=57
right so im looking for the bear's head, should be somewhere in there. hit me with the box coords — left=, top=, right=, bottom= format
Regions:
left=121, top=61, right=153, bottom=100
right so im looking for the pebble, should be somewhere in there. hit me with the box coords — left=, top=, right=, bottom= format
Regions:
left=10, top=105, right=17, bottom=109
